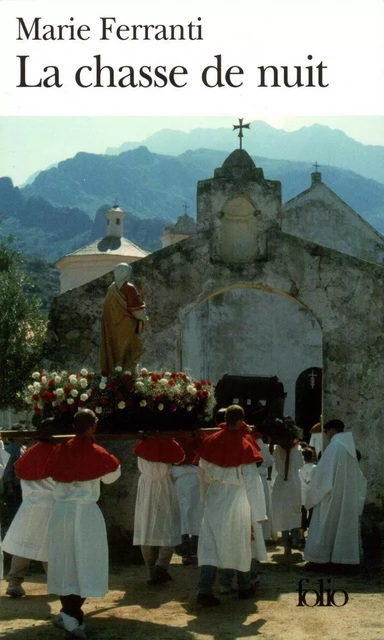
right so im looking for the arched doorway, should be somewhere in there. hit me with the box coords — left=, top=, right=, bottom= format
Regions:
left=295, top=367, right=323, bottom=440
left=180, top=287, right=322, bottom=419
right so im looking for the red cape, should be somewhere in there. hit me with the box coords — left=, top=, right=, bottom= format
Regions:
left=15, top=442, right=56, bottom=481
left=45, top=436, right=120, bottom=482
left=195, top=427, right=263, bottom=467
left=134, top=438, right=185, bottom=464
left=174, top=435, right=201, bottom=465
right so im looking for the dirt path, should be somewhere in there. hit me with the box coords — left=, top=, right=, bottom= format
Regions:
left=1, top=545, right=383, bottom=640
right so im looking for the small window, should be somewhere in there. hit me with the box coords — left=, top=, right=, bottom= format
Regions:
left=116, top=218, right=120, bottom=225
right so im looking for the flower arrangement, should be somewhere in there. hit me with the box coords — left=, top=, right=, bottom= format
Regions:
left=24, top=367, right=216, bottom=430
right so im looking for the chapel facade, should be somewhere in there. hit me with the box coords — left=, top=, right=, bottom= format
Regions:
left=45, top=147, right=384, bottom=537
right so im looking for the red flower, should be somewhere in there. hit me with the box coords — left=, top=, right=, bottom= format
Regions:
left=64, top=385, right=72, bottom=395
left=86, top=373, right=93, bottom=380
left=32, top=394, right=39, bottom=401
left=141, top=371, right=148, bottom=377
left=59, top=404, right=69, bottom=413
left=48, top=378, right=55, bottom=388
left=116, top=392, right=123, bottom=401
left=34, top=407, right=41, bottom=414
left=100, top=370, right=108, bottom=377
left=108, top=379, right=117, bottom=390
left=170, top=402, right=178, bottom=412
left=201, top=379, right=207, bottom=386
left=195, top=382, right=202, bottom=390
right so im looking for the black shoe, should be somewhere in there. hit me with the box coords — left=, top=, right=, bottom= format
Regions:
left=147, top=566, right=173, bottom=585
left=238, top=586, right=256, bottom=600
left=196, top=593, right=221, bottom=606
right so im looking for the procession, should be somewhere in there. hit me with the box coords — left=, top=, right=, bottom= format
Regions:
left=0, top=120, right=383, bottom=639
left=0, top=259, right=371, bottom=640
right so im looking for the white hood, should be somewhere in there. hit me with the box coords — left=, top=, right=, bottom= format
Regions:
left=333, top=431, right=357, bottom=458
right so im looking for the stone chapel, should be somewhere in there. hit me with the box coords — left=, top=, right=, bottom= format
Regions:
left=45, top=145, right=384, bottom=543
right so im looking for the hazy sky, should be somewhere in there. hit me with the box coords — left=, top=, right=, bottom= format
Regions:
left=1, top=116, right=383, bottom=186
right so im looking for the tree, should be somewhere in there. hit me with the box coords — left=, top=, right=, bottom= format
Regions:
left=0, top=236, right=47, bottom=410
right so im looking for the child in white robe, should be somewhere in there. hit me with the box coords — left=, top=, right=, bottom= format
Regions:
left=133, top=437, right=184, bottom=584
left=46, top=409, right=120, bottom=639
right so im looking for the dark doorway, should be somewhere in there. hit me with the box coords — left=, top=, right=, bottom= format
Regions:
left=295, top=367, right=322, bottom=440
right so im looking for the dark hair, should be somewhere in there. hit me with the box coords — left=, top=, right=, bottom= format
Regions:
left=225, top=405, right=244, bottom=428
left=73, top=409, right=97, bottom=435
left=302, top=448, right=314, bottom=463
left=324, top=419, right=344, bottom=433
left=215, top=408, right=227, bottom=425
left=36, top=417, right=59, bottom=441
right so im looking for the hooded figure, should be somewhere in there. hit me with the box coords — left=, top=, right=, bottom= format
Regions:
left=100, top=263, right=147, bottom=374
left=304, top=420, right=366, bottom=565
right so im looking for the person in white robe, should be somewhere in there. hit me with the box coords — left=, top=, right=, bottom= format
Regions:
left=304, top=419, right=366, bottom=566
left=133, top=437, right=184, bottom=585
left=2, top=419, right=58, bottom=597
left=196, top=405, right=267, bottom=606
left=171, top=434, right=203, bottom=565
left=271, top=437, right=304, bottom=554
left=255, top=435, right=274, bottom=541
left=46, top=409, right=120, bottom=639
left=0, top=438, right=11, bottom=583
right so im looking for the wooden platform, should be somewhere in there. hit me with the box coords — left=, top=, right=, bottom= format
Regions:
left=0, top=428, right=220, bottom=442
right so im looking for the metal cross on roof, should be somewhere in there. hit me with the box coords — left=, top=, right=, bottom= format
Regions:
left=312, top=161, right=321, bottom=172
left=233, top=118, right=251, bottom=150
left=183, top=203, right=189, bottom=215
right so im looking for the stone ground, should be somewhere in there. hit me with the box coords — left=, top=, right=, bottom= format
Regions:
left=1, top=544, right=383, bottom=640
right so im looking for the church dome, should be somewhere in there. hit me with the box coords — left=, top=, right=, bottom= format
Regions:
left=214, top=149, right=264, bottom=181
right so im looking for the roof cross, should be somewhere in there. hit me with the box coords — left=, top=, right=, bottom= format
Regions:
left=183, top=203, right=189, bottom=215
left=312, top=161, right=321, bottom=172
left=232, top=118, right=251, bottom=150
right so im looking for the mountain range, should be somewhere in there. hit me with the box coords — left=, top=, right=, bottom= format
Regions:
left=0, top=125, right=383, bottom=267
left=105, top=122, right=384, bottom=186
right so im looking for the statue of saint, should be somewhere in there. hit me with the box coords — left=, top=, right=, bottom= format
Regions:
left=100, top=263, right=147, bottom=374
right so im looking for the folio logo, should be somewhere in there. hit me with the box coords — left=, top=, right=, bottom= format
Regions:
left=297, top=578, right=349, bottom=607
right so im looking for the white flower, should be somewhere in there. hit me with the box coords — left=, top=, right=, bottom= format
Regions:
left=115, top=365, right=123, bottom=372
left=99, top=382, right=107, bottom=390
left=174, top=384, right=181, bottom=393
left=135, top=381, right=145, bottom=390
left=79, top=378, right=88, bottom=388
left=67, top=398, right=74, bottom=405
left=95, top=406, right=103, bottom=414
left=80, top=368, right=88, bottom=376
left=33, top=382, right=41, bottom=392
left=52, top=401, right=57, bottom=407
left=28, top=385, right=34, bottom=392
left=70, top=389, right=79, bottom=398
left=32, top=372, right=40, bottom=380
left=158, top=403, right=164, bottom=411
left=185, top=376, right=190, bottom=383
left=69, top=375, right=77, bottom=384
left=140, top=367, right=148, bottom=375
left=101, top=376, right=108, bottom=383
left=24, top=396, right=32, bottom=404
left=164, top=371, right=171, bottom=377
left=139, top=400, right=147, bottom=407
left=124, top=370, right=132, bottom=375
left=54, top=376, right=62, bottom=384
left=186, top=405, right=193, bottom=412
left=37, top=401, right=43, bottom=409
left=117, top=401, right=126, bottom=410
left=41, top=376, right=47, bottom=385
left=187, top=385, right=197, bottom=396
left=159, top=378, right=168, bottom=386
left=56, top=388, right=64, bottom=397
left=80, top=393, right=88, bottom=402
